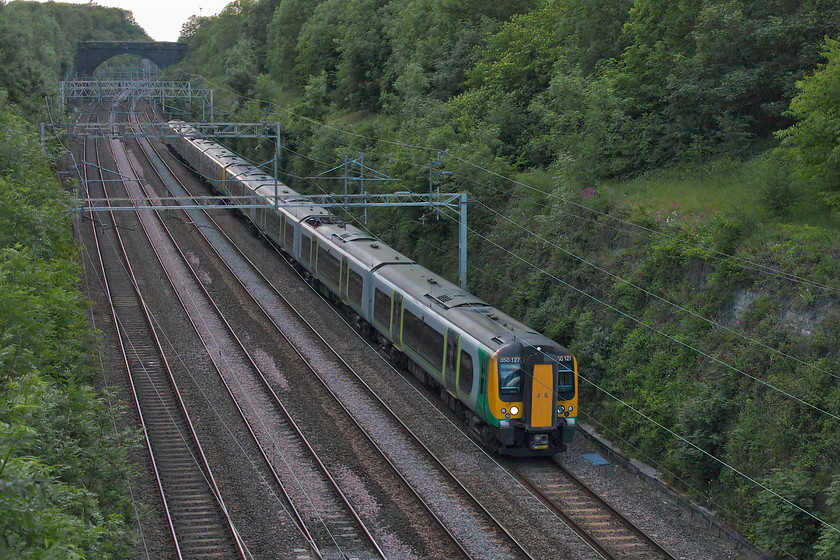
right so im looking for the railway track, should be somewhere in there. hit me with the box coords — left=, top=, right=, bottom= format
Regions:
left=116, top=101, right=388, bottom=560
left=79, top=101, right=248, bottom=559
left=127, top=102, right=541, bottom=560
left=506, top=457, right=678, bottom=560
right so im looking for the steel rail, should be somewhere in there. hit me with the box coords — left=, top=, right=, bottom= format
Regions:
left=503, top=457, right=679, bottom=560
left=105, top=97, right=247, bottom=557
left=117, top=133, right=327, bottom=560
left=553, top=459, right=677, bottom=559
left=80, top=105, right=184, bottom=559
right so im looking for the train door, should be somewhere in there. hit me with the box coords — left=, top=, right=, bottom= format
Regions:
left=279, top=214, right=286, bottom=246
left=523, top=348, right=556, bottom=429
left=390, top=293, right=403, bottom=348
left=445, top=329, right=459, bottom=395
left=340, top=257, right=349, bottom=300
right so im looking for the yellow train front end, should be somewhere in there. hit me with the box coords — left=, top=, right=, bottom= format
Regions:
left=484, top=339, right=578, bottom=456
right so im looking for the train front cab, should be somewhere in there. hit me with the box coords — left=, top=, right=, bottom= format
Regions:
left=487, top=339, right=578, bottom=456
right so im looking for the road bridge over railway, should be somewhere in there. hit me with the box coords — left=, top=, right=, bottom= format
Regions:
left=76, top=41, right=188, bottom=76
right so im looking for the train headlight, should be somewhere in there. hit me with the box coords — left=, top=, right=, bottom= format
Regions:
left=510, top=406, right=519, bottom=415
left=568, top=406, right=574, bottom=412
left=501, top=408, right=507, bottom=414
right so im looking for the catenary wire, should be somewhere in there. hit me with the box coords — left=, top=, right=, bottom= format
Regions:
left=474, top=199, right=839, bottom=382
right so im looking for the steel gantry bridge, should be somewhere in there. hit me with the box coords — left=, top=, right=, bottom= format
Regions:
left=56, top=121, right=277, bottom=141
left=59, top=80, right=215, bottom=120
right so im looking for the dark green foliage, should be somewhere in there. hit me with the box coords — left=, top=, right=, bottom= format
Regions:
left=760, top=159, right=797, bottom=219
left=266, top=0, right=319, bottom=87
left=573, top=0, right=840, bottom=174
left=438, top=0, right=537, bottom=22
left=0, top=5, right=146, bottom=546
left=0, top=1, right=148, bottom=119
left=226, top=38, right=259, bottom=95
left=777, top=36, right=840, bottom=212
left=294, top=0, right=345, bottom=93
left=379, top=1, right=498, bottom=103
left=753, top=469, right=820, bottom=558
left=334, top=0, right=390, bottom=110
left=180, top=3, right=247, bottom=91
left=243, top=0, right=282, bottom=73
left=815, top=476, right=840, bottom=559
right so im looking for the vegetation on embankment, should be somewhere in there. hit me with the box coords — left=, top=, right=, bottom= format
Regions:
left=0, top=92, right=138, bottom=558
left=0, top=2, right=149, bottom=558
left=172, top=1, right=840, bottom=556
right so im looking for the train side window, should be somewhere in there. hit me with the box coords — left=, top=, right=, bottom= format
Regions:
left=374, top=288, right=391, bottom=327
left=317, top=246, right=341, bottom=286
left=302, top=234, right=312, bottom=265
left=284, top=219, right=295, bottom=250
left=403, top=309, right=444, bottom=372
left=349, top=269, right=363, bottom=305
left=265, top=209, right=280, bottom=239
left=459, top=350, right=473, bottom=395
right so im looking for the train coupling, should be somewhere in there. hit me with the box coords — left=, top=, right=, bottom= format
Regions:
left=530, top=433, right=550, bottom=450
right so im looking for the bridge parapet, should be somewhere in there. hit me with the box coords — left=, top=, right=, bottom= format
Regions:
left=75, top=41, right=188, bottom=76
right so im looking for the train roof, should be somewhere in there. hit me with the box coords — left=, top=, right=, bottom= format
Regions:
left=375, top=261, right=554, bottom=351
left=254, top=183, right=297, bottom=200
left=308, top=219, right=411, bottom=268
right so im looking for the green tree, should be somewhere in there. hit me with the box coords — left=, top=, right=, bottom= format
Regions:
left=815, top=475, right=840, bottom=560
left=179, top=14, right=208, bottom=42
left=226, top=38, right=259, bottom=95
left=242, top=0, right=282, bottom=73
left=439, top=0, right=537, bottom=22
left=179, top=3, right=246, bottom=86
left=295, top=0, right=345, bottom=92
left=381, top=0, right=499, bottom=103
left=0, top=1, right=147, bottom=118
left=777, top=36, right=840, bottom=211
left=753, top=469, right=820, bottom=558
left=335, top=0, right=390, bottom=110
left=266, top=0, right=319, bottom=88
left=603, top=0, right=840, bottom=172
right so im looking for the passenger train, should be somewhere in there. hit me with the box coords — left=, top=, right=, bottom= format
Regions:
left=165, top=121, right=578, bottom=456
